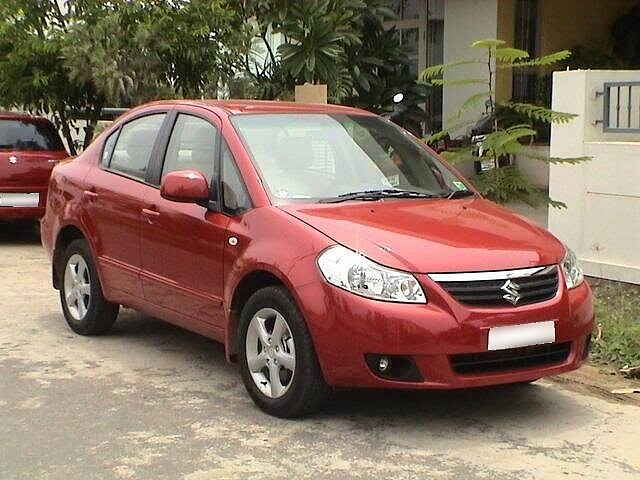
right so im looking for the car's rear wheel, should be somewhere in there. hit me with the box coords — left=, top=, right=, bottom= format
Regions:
left=60, top=239, right=119, bottom=335
left=238, top=286, right=330, bottom=418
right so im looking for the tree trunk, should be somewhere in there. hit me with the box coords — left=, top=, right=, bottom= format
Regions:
left=60, top=118, right=77, bottom=156
left=82, top=104, right=104, bottom=150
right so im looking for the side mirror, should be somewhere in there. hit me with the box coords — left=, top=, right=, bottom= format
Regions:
left=160, top=170, right=210, bottom=204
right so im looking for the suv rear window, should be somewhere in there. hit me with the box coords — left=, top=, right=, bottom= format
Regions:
left=0, top=119, right=65, bottom=151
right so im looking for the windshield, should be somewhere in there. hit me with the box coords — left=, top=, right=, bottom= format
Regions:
left=231, top=114, right=470, bottom=203
left=0, top=119, right=65, bottom=151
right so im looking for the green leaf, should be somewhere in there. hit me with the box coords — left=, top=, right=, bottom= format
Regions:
left=471, top=39, right=506, bottom=49
left=508, top=50, right=572, bottom=68
left=524, top=153, right=592, bottom=164
left=470, top=165, right=558, bottom=207
left=430, top=78, right=488, bottom=87
left=457, top=91, right=490, bottom=115
left=440, top=148, right=475, bottom=164
left=504, top=102, right=578, bottom=124
left=357, top=73, right=370, bottom=91
left=495, top=47, right=529, bottom=62
left=426, top=119, right=477, bottom=143
left=418, top=59, right=483, bottom=82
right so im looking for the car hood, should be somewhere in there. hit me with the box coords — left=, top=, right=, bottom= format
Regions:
left=279, top=198, right=565, bottom=273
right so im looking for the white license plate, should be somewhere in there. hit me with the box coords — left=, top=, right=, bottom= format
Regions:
left=0, top=193, right=39, bottom=207
left=488, top=321, right=556, bottom=351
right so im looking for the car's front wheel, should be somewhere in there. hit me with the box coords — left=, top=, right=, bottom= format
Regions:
left=60, top=239, right=119, bottom=335
left=238, top=286, right=330, bottom=418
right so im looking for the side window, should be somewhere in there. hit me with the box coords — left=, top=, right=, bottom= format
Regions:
left=221, top=141, right=251, bottom=213
left=109, top=114, right=166, bottom=180
left=161, top=114, right=218, bottom=181
left=101, top=129, right=118, bottom=166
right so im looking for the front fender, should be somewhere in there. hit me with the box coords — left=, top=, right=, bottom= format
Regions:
left=222, top=207, right=334, bottom=360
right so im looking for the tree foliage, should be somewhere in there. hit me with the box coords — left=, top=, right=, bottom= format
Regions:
left=421, top=39, right=589, bottom=208
left=0, top=0, right=248, bottom=153
left=237, top=0, right=429, bottom=114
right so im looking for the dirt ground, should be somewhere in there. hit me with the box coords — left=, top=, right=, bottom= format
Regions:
left=1, top=222, right=639, bottom=480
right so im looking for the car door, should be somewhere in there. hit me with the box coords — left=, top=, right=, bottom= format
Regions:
left=84, top=111, right=169, bottom=300
left=140, top=109, right=229, bottom=328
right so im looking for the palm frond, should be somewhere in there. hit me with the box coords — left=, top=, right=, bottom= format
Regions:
left=441, top=148, right=475, bottom=164
left=425, top=119, right=476, bottom=143
left=471, top=39, right=506, bottom=49
left=495, top=47, right=529, bottom=62
left=508, top=50, right=572, bottom=68
left=418, top=59, right=483, bottom=82
left=503, top=102, right=578, bottom=124
left=457, top=91, right=490, bottom=115
left=524, top=152, right=592, bottom=164
left=430, top=78, right=488, bottom=87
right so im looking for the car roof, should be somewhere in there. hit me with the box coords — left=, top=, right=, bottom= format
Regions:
left=134, top=99, right=374, bottom=116
left=0, top=111, right=51, bottom=123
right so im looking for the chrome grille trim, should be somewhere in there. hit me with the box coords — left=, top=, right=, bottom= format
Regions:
left=429, top=265, right=555, bottom=282
left=430, top=265, right=560, bottom=307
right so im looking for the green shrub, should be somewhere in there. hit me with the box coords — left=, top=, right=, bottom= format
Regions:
left=421, top=39, right=589, bottom=208
left=590, top=279, right=640, bottom=374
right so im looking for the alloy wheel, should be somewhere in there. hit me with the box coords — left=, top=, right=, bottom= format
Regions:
left=63, top=254, right=91, bottom=321
left=245, top=308, right=296, bottom=399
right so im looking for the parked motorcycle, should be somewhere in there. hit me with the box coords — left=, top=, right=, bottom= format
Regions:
left=469, top=109, right=513, bottom=175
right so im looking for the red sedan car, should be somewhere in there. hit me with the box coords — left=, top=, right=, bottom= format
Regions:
left=0, top=112, right=68, bottom=221
left=41, top=100, right=594, bottom=417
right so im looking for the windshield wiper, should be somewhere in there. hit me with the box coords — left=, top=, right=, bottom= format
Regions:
left=319, top=189, right=437, bottom=204
left=444, top=189, right=475, bottom=200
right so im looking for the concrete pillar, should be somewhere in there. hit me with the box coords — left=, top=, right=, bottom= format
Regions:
left=549, top=70, right=640, bottom=284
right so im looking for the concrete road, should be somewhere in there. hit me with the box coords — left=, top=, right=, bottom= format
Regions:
left=1, top=223, right=639, bottom=480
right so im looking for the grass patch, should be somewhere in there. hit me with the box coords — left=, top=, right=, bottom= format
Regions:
left=589, top=277, right=640, bottom=374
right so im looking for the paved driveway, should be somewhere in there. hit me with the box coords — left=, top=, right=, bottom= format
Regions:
left=1, top=223, right=638, bottom=480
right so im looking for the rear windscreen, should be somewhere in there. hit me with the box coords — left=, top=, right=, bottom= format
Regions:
left=0, top=119, right=65, bottom=151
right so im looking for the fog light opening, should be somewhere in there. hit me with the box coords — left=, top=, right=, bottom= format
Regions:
left=378, top=356, right=390, bottom=373
left=364, top=354, right=423, bottom=382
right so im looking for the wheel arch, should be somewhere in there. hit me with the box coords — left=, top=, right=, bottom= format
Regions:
left=52, top=223, right=93, bottom=290
left=225, top=269, right=288, bottom=362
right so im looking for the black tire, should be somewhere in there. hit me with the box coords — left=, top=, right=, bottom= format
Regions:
left=59, top=239, right=119, bottom=335
left=238, top=286, right=331, bottom=418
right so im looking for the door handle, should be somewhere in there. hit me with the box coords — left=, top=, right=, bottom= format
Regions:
left=83, top=190, right=98, bottom=200
left=141, top=208, right=160, bottom=223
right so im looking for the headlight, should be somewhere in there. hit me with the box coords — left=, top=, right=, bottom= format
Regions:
left=317, top=245, right=427, bottom=303
left=561, top=246, right=584, bottom=289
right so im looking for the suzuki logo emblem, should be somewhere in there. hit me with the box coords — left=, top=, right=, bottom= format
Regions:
left=8, top=156, right=18, bottom=165
left=500, top=279, right=522, bottom=305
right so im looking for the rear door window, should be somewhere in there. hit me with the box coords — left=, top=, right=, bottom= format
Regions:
left=101, top=130, right=119, bottom=166
left=109, top=114, right=166, bottom=181
left=0, top=119, right=64, bottom=151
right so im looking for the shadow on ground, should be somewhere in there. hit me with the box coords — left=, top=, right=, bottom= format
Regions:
left=0, top=221, right=41, bottom=245
left=40, top=308, right=590, bottom=432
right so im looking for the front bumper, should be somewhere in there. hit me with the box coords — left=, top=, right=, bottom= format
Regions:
left=298, top=273, right=594, bottom=389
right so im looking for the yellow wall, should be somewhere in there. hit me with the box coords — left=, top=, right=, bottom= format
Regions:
left=538, top=0, right=636, bottom=56
left=496, top=0, right=516, bottom=102
left=495, top=0, right=637, bottom=102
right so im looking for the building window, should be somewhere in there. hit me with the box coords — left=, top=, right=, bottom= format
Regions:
left=386, top=1, right=444, bottom=131
left=513, top=0, right=540, bottom=103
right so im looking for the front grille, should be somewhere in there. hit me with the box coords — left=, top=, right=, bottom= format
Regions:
left=431, top=265, right=559, bottom=307
left=451, top=342, right=571, bottom=375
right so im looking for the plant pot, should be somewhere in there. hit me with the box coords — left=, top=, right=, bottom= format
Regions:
left=295, top=84, right=327, bottom=104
